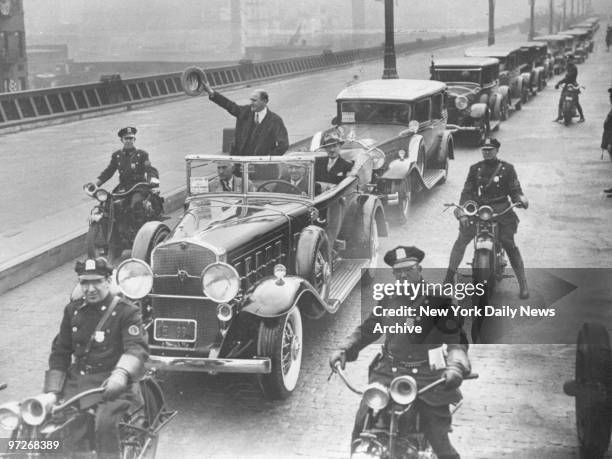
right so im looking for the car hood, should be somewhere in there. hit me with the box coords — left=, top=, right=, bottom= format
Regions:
left=164, top=199, right=308, bottom=252
left=339, top=124, right=409, bottom=144
left=446, top=83, right=481, bottom=97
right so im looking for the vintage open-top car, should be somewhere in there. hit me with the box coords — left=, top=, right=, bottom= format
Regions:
left=532, top=35, right=572, bottom=75
left=431, top=57, right=505, bottom=143
left=115, top=153, right=388, bottom=400
left=465, top=45, right=531, bottom=110
left=290, top=79, right=454, bottom=223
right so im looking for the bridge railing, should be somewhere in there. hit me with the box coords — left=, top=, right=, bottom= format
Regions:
left=0, top=28, right=510, bottom=133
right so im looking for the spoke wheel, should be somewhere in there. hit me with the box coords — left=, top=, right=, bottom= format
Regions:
left=257, top=307, right=303, bottom=400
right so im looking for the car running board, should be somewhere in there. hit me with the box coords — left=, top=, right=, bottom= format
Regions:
left=490, top=120, right=501, bottom=131
left=327, top=258, right=371, bottom=313
left=419, top=169, right=447, bottom=190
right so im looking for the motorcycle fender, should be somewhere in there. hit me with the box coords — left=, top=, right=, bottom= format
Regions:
left=475, top=238, right=494, bottom=251
left=469, top=103, right=487, bottom=119
left=242, top=276, right=321, bottom=318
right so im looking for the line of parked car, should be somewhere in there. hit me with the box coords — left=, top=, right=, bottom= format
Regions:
left=102, top=16, right=600, bottom=401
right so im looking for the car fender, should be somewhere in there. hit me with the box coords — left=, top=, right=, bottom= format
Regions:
left=380, top=134, right=423, bottom=180
left=469, top=103, right=488, bottom=119
left=242, top=276, right=323, bottom=318
left=498, top=85, right=510, bottom=100
left=359, top=194, right=388, bottom=238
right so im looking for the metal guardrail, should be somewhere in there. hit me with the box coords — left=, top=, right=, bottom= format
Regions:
left=0, top=29, right=500, bottom=132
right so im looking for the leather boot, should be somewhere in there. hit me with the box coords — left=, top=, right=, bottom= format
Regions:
left=507, top=247, right=529, bottom=299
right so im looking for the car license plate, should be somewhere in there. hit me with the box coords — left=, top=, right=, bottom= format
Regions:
left=154, top=318, right=197, bottom=343
left=565, top=97, right=573, bottom=100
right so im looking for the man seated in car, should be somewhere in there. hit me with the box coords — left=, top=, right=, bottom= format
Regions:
left=213, top=161, right=255, bottom=192
left=273, top=163, right=310, bottom=195
left=315, top=133, right=353, bottom=185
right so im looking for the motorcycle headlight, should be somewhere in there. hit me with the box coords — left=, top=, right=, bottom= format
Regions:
left=389, top=375, right=418, bottom=405
left=455, top=96, right=469, bottom=110
left=478, top=206, right=493, bottom=221
left=94, top=189, right=109, bottom=202
left=362, top=382, right=390, bottom=411
left=115, top=259, right=154, bottom=299
left=0, top=403, right=21, bottom=431
left=201, top=262, right=240, bottom=303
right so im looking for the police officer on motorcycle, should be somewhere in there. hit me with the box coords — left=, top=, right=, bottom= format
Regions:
left=43, top=257, right=149, bottom=459
left=330, top=246, right=471, bottom=459
left=553, top=55, right=585, bottom=123
left=90, top=127, right=161, bottom=215
left=443, top=138, right=530, bottom=299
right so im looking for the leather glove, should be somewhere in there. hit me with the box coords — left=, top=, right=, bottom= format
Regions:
left=329, top=350, right=347, bottom=371
left=459, top=216, right=470, bottom=230
left=517, top=195, right=529, bottom=209
left=102, top=369, right=129, bottom=401
left=443, top=365, right=464, bottom=390
left=43, top=369, right=66, bottom=395
left=554, top=83, right=560, bottom=90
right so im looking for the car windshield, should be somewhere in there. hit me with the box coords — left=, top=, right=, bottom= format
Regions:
left=339, top=101, right=411, bottom=125
left=187, top=157, right=314, bottom=199
left=433, top=69, right=481, bottom=84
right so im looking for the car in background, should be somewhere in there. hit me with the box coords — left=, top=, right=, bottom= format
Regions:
left=532, top=35, right=572, bottom=75
left=465, top=45, right=530, bottom=110
left=430, top=57, right=505, bottom=144
left=290, top=79, right=454, bottom=223
left=116, top=154, right=388, bottom=400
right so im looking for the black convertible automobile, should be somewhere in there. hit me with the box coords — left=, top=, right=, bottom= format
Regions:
left=114, top=153, right=388, bottom=399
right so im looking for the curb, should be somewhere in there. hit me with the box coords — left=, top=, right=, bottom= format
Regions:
left=0, top=186, right=187, bottom=295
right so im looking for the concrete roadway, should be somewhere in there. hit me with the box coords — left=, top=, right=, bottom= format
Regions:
left=1, top=29, right=612, bottom=458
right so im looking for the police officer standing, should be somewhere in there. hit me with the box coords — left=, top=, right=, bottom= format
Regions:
left=443, top=138, right=529, bottom=299
left=330, top=246, right=471, bottom=459
left=43, top=258, right=148, bottom=458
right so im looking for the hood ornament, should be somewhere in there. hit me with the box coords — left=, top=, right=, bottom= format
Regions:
left=177, top=269, right=189, bottom=284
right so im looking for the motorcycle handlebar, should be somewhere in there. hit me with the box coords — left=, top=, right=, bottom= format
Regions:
left=51, top=387, right=105, bottom=414
left=112, top=182, right=157, bottom=198
left=444, top=201, right=522, bottom=218
left=332, top=362, right=478, bottom=397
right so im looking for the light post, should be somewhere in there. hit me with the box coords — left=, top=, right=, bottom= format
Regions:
left=488, top=0, right=495, bottom=46
left=382, top=0, right=398, bottom=79
left=529, top=0, right=536, bottom=41
left=549, top=0, right=554, bottom=34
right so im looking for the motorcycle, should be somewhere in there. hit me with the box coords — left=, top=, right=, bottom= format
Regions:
left=0, top=372, right=176, bottom=459
left=444, top=201, right=523, bottom=341
left=332, top=362, right=477, bottom=459
left=558, top=83, right=584, bottom=126
left=84, top=182, right=165, bottom=264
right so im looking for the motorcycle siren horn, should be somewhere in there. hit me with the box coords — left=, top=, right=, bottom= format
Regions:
left=94, top=188, right=109, bottom=202
left=181, top=66, right=208, bottom=97
left=83, top=182, right=97, bottom=197
left=0, top=402, right=20, bottom=430
left=20, top=393, right=57, bottom=426
left=462, top=201, right=478, bottom=216
left=362, top=382, right=390, bottom=411
left=389, top=375, right=418, bottom=405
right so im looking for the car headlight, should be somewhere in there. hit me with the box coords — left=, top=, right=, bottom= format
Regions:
left=0, top=403, right=20, bottom=431
left=478, top=205, right=493, bottom=221
left=94, top=189, right=109, bottom=202
left=115, top=259, right=154, bottom=299
left=389, top=375, right=418, bottom=405
left=201, top=262, right=240, bottom=303
left=455, top=96, right=469, bottom=110
left=362, top=382, right=390, bottom=411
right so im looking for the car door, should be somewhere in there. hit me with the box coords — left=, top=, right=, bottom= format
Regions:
left=413, top=97, right=433, bottom=156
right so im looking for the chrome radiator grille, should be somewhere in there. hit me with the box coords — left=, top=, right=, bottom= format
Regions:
left=152, top=242, right=217, bottom=295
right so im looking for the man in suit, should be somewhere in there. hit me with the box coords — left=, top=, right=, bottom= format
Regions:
left=315, top=133, right=353, bottom=184
left=214, top=161, right=255, bottom=192
left=274, top=163, right=310, bottom=195
left=201, top=81, right=288, bottom=156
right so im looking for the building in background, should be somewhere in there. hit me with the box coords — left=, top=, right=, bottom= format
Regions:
left=0, top=0, right=27, bottom=92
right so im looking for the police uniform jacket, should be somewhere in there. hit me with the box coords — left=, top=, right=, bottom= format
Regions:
left=209, top=91, right=289, bottom=156
left=340, top=294, right=469, bottom=406
left=97, top=147, right=159, bottom=191
left=602, top=108, right=612, bottom=150
left=48, top=293, right=149, bottom=398
left=557, top=63, right=578, bottom=87
left=460, top=159, right=523, bottom=225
